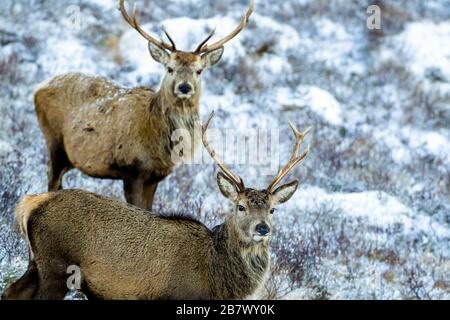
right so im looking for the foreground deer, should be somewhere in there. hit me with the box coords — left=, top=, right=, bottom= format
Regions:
left=34, top=0, right=253, bottom=210
left=2, top=114, right=310, bottom=300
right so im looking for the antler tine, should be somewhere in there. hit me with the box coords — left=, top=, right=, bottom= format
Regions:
left=163, top=28, right=177, bottom=51
left=195, top=28, right=216, bottom=53
left=196, top=1, right=254, bottom=53
left=119, top=0, right=175, bottom=51
left=201, top=112, right=245, bottom=191
left=267, top=121, right=311, bottom=192
left=288, top=120, right=311, bottom=159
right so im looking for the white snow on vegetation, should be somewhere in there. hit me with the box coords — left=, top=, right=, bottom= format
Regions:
left=396, top=22, right=450, bottom=80
left=1, top=0, right=449, bottom=300
left=276, top=86, right=343, bottom=125
left=294, top=186, right=449, bottom=238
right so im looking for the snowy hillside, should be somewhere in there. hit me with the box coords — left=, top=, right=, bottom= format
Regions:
left=1, top=0, right=449, bottom=299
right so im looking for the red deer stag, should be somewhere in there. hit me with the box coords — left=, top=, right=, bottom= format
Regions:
left=34, top=0, right=253, bottom=210
left=2, top=114, right=310, bottom=300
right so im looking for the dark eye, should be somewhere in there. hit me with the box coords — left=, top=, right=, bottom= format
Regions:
left=270, top=208, right=275, bottom=214
left=196, top=69, right=203, bottom=75
left=238, top=205, right=246, bottom=212
left=167, top=67, right=174, bottom=74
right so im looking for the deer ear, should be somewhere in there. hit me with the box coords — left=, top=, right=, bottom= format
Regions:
left=148, top=42, right=170, bottom=65
left=272, top=180, right=299, bottom=205
left=201, top=47, right=224, bottom=68
left=217, top=172, right=238, bottom=201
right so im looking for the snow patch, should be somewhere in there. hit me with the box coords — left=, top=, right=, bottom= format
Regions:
left=301, top=18, right=365, bottom=75
left=291, top=186, right=449, bottom=238
left=375, top=126, right=450, bottom=164
left=276, top=85, right=343, bottom=126
left=90, top=0, right=117, bottom=10
left=0, top=141, right=13, bottom=156
left=39, top=37, right=100, bottom=75
left=406, top=129, right=450, bottom=162
left=395, top=22, right=450, bottom=80
left=252, top=14, right=301, bottom=52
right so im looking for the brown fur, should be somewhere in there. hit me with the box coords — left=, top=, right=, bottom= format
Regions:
left=33, top=0, right=249, bottom=210
left=175, top=52, right=198, bottom=63
left=2, top=189, right=271, bottom=300
left=15, top=193, right=53, bottom=260
left=34, top=66, right=201, bottom=210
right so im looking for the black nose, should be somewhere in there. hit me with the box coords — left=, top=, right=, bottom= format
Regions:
left=255, top=223, right=270, bottom=236
left=178, top=83, right=192, bottom=94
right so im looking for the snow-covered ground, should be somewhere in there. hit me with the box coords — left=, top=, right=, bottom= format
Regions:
left=0, top=0, right=449, bottom=299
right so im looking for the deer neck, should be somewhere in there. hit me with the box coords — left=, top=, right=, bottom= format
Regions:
left=156, top=85, right=200, bottom=133
left=158, top=85, right=200, bottom=114
left=210, top=219, right=270, bottom=299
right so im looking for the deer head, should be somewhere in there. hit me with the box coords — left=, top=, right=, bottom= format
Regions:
left=119, top=0, right=253, bottom=100
left=201, top=112, right=311, bottom=244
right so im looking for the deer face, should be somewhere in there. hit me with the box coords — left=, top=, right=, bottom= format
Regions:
left=119, top=0, right=253, bottom=100
left=148, top=43, right=224, bottom=100
left=217, top=172, right=299, bottom=243
left=201, top=111, right=310, bottom=245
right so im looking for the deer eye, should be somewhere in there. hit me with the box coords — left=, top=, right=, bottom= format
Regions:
left=196, top=69, right=203, bottom=75
left=237, top=205, right=246, bottom=212
left=167, top=67, right=174, bottom=74
left=270, top=208, right=275, bottom=214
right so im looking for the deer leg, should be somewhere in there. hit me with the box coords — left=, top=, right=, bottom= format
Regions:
left=80, top=287, right=99, bottom=300
left=33, top=278, right=68, bottom=300
left=1, top=260, right=39, bottom=300
left=33, top=264, right=69, bottom=300
left=143, top=181, right=158, bottom=211
left=123, top=176, right=146, bottom=208
left=47, top=145, right=72, bottom=191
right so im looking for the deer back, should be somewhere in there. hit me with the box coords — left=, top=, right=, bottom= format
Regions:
left=25, top=189, right=214, bottom=299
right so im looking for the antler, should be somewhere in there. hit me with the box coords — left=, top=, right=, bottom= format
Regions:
left=201, top=111, right=245, bottom=192
left=119, top=0, right=176, bottom=51
left=195, top=1, right=254, bottom=53
left=195, top=29, right=216, bottom=53
left=267, top=121, right=311, bottom=192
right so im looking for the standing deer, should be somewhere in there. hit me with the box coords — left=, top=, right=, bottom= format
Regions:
left=2, top=114, right=310, bottom=300
left=34, top=0, right=253, bottom=210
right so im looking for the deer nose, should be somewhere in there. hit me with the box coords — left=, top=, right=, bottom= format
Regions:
left=178, top=83, right=192, bottom=94
left=255, top=223, right=270, bottom=236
